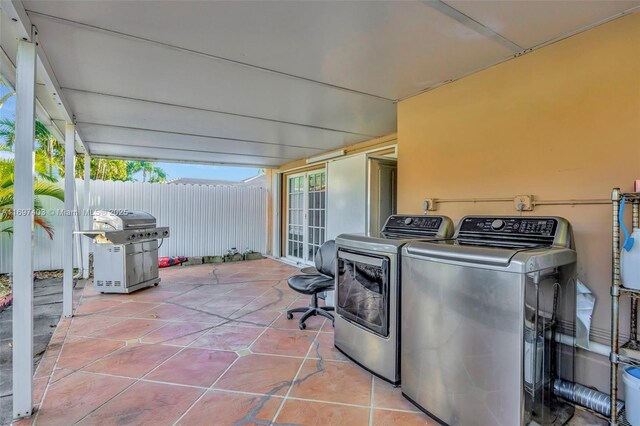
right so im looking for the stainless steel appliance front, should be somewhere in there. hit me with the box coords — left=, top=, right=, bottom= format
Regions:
left=79, top=210, right=169, bottom=294
left=334, top=215, right=454, bottom=385
left=401, top=216, right=576, bottom=426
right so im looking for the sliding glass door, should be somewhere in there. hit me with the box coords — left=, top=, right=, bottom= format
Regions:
left=286, top=170, right=326, bottom=264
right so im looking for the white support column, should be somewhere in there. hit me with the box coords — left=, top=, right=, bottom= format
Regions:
left=12, top=37, right=36, bottom=420
left=62, top=123, right=75, bottom=318
left=82, top=154, right=91, bottom=279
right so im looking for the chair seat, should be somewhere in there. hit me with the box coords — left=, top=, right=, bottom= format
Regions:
left=287, top=274, right=334, bottom=295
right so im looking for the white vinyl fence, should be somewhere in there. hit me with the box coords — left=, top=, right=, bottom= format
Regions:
left=0, top=179, right=268, bottom=273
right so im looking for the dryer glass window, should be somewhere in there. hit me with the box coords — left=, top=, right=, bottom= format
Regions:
left=337, top=252, right=390, bottom=337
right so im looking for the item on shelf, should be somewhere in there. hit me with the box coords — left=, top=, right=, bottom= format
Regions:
left=610, top=188, right=640, bottom=426
left=620, top=196, right=640, bottom=290
left=623, top=367, right=640, bottom=426
left=576, top=279, right=596, bottom=349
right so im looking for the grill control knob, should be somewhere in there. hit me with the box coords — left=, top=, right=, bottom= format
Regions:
left=404, top=217, right=413, bottom=225
left=491, top=219, right=505, bottom=230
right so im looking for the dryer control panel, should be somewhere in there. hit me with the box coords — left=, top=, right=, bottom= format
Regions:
left=460, top=217, right=558, bottom=237
left=381, top=215, right=453, bottom=240
left=384, top=215, right=443, bottom=230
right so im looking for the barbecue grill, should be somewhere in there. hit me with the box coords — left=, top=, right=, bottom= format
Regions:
left=78, top=210, right=170, bottom=293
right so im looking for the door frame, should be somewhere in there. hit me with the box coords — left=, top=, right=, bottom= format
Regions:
left=284, top=169, right=326, bottom=265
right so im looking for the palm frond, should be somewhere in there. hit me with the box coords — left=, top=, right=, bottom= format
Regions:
left=34, top=215, right=54, bottom=239
left=0, top=91, right=15, bottom=109
left=34, top=181, right=64, bottom=201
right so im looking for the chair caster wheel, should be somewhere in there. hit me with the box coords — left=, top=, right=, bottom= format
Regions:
left=287, top=312, right=293, bottom=320
left=299, top=323, right=306, bottom=330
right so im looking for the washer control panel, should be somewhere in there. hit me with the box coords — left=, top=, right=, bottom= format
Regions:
left=384, top=215, right=443, bottom=230
left=460, top=217, right=558, bottom=237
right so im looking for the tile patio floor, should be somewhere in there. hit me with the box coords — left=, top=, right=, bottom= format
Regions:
left=15, top=258, right=434, bottom=426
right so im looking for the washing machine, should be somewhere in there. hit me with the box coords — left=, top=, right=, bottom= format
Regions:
left=334, top=215, right=454, bottom=385
left=401, top=216, right=577, bottom=426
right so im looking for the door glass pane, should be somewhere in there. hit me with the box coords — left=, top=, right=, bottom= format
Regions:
left=306, top=171, right=327, bottom=263
left=288, top=171, right=326, bottom=263
left=336, top=254, right=390, bottom=337
left=287, top=175, right=305, bottom=260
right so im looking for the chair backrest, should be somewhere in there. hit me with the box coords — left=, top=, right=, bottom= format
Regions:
left=314, top=240, right=336, bottom=278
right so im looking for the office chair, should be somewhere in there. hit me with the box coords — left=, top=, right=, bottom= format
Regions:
left=286, top=240, right=336, bottom=330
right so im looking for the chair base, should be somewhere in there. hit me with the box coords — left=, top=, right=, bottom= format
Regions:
left=286, top=293, right=335, bottom=330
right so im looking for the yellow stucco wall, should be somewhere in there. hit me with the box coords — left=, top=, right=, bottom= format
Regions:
left=398, top=13, right=640, bottom=391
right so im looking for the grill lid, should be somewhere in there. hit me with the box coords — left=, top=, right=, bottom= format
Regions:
left=93, top=210, right=156, bottom=230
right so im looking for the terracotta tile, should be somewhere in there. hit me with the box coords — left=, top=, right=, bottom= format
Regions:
left=243, top=295, right=296, bottom=312
left=321, top=318, right=336, bottom=333
left=157, top=283, right=200, bottom=293
left=132, top=303, right=195, bottom=320
left=103, top=301, right=161, bottom=317
left=33, top=377, right=49, bottom=405
left=309, top=332, right=348, bottom=362
left=56, top=337, right=125, bottom=370
left=127, top=289, right=176, bottom=303
left=177, top=307, right=229, bottom=324
left=191, top=325, right=264, bottom=351
left=51, top=367, right=75, bottom=383
left=36, top=371, right=134, bottom=425
left=214, top=354, right=302, bottom=395
left=67, top=315, right=125, bottom=337
left=200, top=295, right=256, bottom=310
left=229, top=309, right=282, bottom=327
left=95, top=318, right=167, bottom=340
left=217, top=272, right=262, bottom=284
left=11, top=416, right=34, bottom=426
left=260, top=288, right=299, bottom=301
left=178, top=390, right=281, bottom=426
left=144, top=302, right=227, bottom=324
left=42, top=339, right=64, bottom=359
left=170, top=291, right=217, bottom=307
left=373, top=409, right=437, bottom=425
left=140, top=322, right=212, bottom=345
left=79, top=381, right=203, bottom=426
left=276, top=399, right=370, bottom=425
left=34, top=355, right=57, bottom=379
left=372, top=377, right=419, bottom=412
left=271, top=312, right=326, bottom=331
left=201, top=304, right=245, bottom=319
left=146, top=348, right=238, bottom=387
left=289, top=359, right=372, bottom=406
left=250, top=328, right=315, bottom=357
left=83, top=343, right=180, bottom=378
left=223, top=281, right=278, bottom=297
left=75, top=298, right=123, bottom=315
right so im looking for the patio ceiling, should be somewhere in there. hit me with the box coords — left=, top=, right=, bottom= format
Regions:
left=1, top=1, right=638, bottom=167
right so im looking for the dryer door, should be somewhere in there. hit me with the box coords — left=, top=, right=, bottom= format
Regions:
left=336, top=250, right=390, bottom=337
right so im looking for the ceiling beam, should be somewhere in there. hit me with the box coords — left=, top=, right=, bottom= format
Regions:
left=25, top=9, right=396, bottom=102
left=85, top=140, right=291, bottom=161
left=423, top=1, right=522, bottom=53
left=62, top=87, right=378, bottom=138
left=1, top=0, right=88, bottom=153
left=76, top=122, right=327, bottom=152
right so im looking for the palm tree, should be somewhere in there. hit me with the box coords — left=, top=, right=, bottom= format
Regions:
left=0, top=76, right=15, bottom=109
left=0, top=158, right=64, bottom=239
left=0, top=118, right=62, bottom=180
left=126, top=160, right=167, bottom=183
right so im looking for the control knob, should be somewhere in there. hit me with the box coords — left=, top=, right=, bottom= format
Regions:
left=404, top=217, right=413, bottom=225
left=491, top=219, right=505, bottom=230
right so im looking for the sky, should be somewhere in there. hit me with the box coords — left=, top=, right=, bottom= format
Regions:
left=0, top=83, right=260, bottom=182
